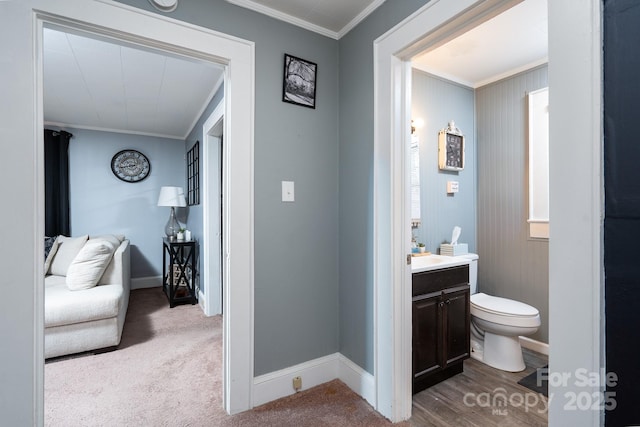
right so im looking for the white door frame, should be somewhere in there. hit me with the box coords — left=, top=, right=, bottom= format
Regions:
left=202, top=101, right=225, bottom=316
left=372, top=0, right=603, bottom=424
left=29, top=0, right=255, bottom=419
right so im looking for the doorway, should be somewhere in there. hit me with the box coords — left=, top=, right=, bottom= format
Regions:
left=203, top=101, right=225, bottom=316
left=29, top=1, right=255, bottom=419
left=372, top=0, right=603, bottom=424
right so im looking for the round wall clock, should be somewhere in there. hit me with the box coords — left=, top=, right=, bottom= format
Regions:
left=111, top=149, right=151, bottom=183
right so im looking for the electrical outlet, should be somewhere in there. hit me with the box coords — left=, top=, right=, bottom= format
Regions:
left=292, top=376, right=302, bottom=391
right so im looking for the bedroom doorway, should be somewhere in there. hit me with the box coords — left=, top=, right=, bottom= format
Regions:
left=202, top=102, right=225, bottom=316
left=32, top=1, right=255, bottom=418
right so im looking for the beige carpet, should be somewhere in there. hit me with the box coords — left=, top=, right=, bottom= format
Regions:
left=45, top=288, right=398, bottom=426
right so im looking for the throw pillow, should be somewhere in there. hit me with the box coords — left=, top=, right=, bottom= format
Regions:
left=44, top=236, right=57, bottom=258
left=66, top=239, right=116, bottom=291
left=44, top=236, right=60, bottom=275
left=49, top=235, right=89, bottom=276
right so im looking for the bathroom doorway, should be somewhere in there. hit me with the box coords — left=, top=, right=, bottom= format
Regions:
left=372, top=0, right=602, bottom=423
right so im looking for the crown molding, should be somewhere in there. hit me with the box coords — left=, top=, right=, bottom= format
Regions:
left=226, top=0, right=385, bottom=40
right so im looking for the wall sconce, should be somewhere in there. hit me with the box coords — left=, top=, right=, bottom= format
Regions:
left=411, top=118, right=425, bottom=134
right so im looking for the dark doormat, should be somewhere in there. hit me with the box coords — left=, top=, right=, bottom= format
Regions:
left=517, top=365, right=548, bottom=397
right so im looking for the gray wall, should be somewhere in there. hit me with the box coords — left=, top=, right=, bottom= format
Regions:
left=117, top=0, right=340, bottom=376
left=411, top=70, right=476, bottom=253
left=65, top=128, right=186, bottom=278
left=475, top=65, right=549, bottom=343
left=337, top=0, right=431, bottom=374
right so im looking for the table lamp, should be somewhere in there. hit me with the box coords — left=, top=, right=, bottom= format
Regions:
left=157, top=186, right=186, bottom=237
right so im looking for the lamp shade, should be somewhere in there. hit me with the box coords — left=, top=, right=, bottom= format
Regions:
left=157, top=186, right=186, bottom=207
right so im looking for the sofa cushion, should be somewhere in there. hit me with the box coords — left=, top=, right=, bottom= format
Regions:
left=90, top=234, right=125, bottom=246
left=66, top=239, right=116, bottom=291
left=49, top=235, right=89, bottom=276
left=45, top=275, right=123, bottom=327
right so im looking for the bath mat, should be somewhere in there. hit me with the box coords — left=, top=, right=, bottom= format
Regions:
left=517, top=365, right=548, bottom=397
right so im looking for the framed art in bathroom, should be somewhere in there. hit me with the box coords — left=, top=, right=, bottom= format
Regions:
left=438, top=123, right=465, bottom=171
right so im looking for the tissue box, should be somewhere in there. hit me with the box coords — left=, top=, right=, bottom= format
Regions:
left=440, top=243, right=468, bottom=256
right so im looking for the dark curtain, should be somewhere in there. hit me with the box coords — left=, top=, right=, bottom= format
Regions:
left=44, top=129, right=72, bottom=237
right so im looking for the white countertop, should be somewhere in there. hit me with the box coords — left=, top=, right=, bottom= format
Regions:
left=411, top=254, right=470, bottom=274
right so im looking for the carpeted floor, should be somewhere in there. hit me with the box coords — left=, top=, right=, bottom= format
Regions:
left=45, top=288, right=397, bottom=426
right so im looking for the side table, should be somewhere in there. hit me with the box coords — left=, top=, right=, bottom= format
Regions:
left=162, top=237, right=197, bottom=307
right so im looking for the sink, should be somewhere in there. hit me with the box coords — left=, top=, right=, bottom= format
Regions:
left=411, top=254, right=470, bottom=273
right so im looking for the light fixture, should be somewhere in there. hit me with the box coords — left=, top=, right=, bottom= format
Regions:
left=148, top=0, right=178, bottom=12
left=157, top=186, right=186, bottom=237
left=411, top=118, right=425, bottom=134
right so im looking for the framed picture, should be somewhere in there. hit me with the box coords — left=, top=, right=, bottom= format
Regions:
left=282, top=54, right=317, bottom=109
left=438, top=121, right=465, bottom=171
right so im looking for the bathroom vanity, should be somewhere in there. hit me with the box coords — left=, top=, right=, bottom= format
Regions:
left=412, top=256, right=470, bottom=394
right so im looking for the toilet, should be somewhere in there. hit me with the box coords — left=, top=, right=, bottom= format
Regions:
left=456, top=253, right=541, bottom=372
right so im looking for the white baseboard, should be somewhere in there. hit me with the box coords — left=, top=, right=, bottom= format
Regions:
left=252, top=352, right=376, bottom=410
left=253, top=353, right=339, bottom=407
left=338, top=354, right=376, bottom=407
left=519, top=336, right=549, bottom=355
left=131, top=275, right=162, bottom=290
left=198, top=290, right=206, bottom=313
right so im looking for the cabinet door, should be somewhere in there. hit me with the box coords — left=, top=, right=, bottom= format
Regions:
left=443, top=288, right=470, bottom=366
left=412, top=294, right=443, bottom=378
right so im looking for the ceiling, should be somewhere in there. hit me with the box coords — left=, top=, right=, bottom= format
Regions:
left=43, top=0, right=546, bottom=139
left=412, top=0, right=548, bottom=88
left=43, top=27, right=224, bottom=140
left=225, top=0, right=384, bottom=39
left=230, top=0, right=547, bottom=87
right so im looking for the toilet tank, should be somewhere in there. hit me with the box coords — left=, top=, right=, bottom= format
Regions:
left=455, top=253, right=479, bottom=294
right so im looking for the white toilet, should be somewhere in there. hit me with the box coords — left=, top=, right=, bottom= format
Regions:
left=457, top=253, right=541, bottom=372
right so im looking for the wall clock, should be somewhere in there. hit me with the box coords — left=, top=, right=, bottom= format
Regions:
left=111, top=149, right=151, bottom=183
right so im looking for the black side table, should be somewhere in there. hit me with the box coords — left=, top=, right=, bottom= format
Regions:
left=162, top=238, right=197, bottom=307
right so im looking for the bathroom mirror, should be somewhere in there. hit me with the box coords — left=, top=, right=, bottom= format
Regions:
left=410, top=133, right=421, bottom=227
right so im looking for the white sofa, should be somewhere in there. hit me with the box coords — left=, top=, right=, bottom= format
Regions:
left=44, top=235, right=131, bottom=359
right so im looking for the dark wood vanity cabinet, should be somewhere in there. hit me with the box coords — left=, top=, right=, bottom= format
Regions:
left=412, top=264, right=470, bottom=394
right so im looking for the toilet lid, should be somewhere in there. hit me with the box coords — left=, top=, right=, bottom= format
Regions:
left=471, top=293, right=539, bottom=317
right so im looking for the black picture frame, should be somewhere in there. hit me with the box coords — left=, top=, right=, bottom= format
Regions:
left=282, top=53, right=317, bottom=109
left=186, top=141, right=199, bottom=206
left=438, top=122, right=465, bottom=171
left=439, top=132, right=464, bottom=171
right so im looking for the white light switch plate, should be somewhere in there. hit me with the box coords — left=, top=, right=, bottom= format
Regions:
left=282, top=181, right=295, bottom=202
left=447, top=181, right=459, bottom=193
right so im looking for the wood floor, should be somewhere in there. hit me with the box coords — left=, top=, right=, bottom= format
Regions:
left=411, top=348, right=548, bottom=426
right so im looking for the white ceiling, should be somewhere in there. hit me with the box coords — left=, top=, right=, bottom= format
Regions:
left=226, top=0, right=384, bottom=39
left=412, top=0, right=548, bottom=88
left=43, top=0, right=546, bottom=139
left=229, top=0, right=547, bottom=87
left=43, top=27, right=224, bottom=140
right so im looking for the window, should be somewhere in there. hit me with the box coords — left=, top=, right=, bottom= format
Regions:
left=187, top=141, right=199, bottom=206
left=528, top=87, right=549, bottom=239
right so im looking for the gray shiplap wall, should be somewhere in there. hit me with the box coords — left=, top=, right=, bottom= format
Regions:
left=475, top=65, right=549, bottom=343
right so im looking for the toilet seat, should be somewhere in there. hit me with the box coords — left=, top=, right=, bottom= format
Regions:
left=471, top=293, right=540, bottom=328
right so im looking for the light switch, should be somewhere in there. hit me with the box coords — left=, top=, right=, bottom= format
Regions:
left=282, top=181, right=295, bottom=202
left=447, top=181, right=459, bottom=193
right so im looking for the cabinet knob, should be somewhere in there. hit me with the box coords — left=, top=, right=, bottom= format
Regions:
left=445, top=299, right=451, bottom=305
left=439, top=301, right=445, bottom=307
